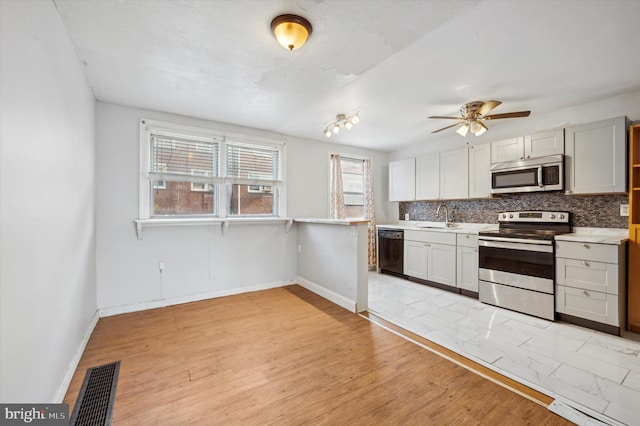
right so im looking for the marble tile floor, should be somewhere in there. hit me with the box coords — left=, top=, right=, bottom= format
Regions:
left=367, top=272, right=640, bottom=426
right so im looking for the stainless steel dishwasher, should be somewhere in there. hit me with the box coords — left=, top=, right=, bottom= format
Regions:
left=377, top=229, right=404, bottom=277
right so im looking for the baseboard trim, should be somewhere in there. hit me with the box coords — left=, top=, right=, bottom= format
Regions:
left=99, top=280, right=296, bottom=317
left=296, top=276, right=356, bottom=313
left=54, top=310, right=100, bottom=402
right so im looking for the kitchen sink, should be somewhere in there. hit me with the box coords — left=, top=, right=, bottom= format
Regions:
left=414, top=223, right=457, bottom=229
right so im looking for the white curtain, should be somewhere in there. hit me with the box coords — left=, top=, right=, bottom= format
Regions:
left=329, top=154, right=345, bottom=219
left=364, top=158, right=377, bottom=268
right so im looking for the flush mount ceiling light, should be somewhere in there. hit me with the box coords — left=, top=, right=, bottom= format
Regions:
left=271, top=14, right=313, bottom=51
left=324, top=113, right=360, bottom=138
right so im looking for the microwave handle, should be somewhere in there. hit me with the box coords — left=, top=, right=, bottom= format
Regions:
left=538, top=165, right=543, bottom=188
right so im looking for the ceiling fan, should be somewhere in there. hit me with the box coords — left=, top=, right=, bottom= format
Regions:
left=429, top=101, right=531, bottom=137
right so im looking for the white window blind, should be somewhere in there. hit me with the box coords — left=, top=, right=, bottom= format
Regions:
left=226, top=141, right=281, bottom=185
left=149, top=133, right=219, bottom=182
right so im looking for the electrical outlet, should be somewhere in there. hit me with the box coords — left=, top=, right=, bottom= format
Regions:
left=620, top=204, right=629, bottom=217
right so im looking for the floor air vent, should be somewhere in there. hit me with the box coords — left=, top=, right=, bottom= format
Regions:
left=70, top=361, right=120, bottom=426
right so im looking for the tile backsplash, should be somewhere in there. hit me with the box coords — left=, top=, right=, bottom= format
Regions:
left=399, top=193, right=629, bottom=228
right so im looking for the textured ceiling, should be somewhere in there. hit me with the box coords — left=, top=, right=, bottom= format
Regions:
left=54, top=0, right=640, bottom=151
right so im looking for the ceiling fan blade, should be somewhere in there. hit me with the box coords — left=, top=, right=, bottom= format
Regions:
left=428, top=115, right=463, bottom=120
left=483, top=111, right=531, bottom=120
left=431, top=122, right=463, bottom=134
left=478, top=100, right=501, bottom=116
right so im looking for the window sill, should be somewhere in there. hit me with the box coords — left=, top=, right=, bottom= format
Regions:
left=134, top=217, right=293, bottom=240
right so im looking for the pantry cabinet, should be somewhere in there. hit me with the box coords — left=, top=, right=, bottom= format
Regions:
left=565, top=116, right=627, bottom=194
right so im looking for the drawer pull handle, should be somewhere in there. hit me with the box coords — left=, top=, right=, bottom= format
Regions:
left=582, top=243, right=590, bottom=249
left=582, top=261, right=590, bottom=267
left=583, top=290, right=590, bottom=297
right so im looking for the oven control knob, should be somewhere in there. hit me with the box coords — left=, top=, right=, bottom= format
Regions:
left=509, top=214, right=513, bottom=218
left=549, top=214, right=556, bottom=219
left=502, top=213, right=507, bottom=219
left=559, top=214, right=565, bottom=219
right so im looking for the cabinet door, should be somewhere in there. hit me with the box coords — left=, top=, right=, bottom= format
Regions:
left=404, top=240, right=428, bottom=279
left=389, top=158, right=415, bottom=201
left=491, top=137, right=525, bottom=163
left=456, top=245, right=478, bottom=292
left=415, top=154, right=439, bottom=200
left=524, top=129, right=564, bottom=158
left=440, top=148, right=468, bottom=199
left=565, top=116, right=627, bottom=194
left=468, top=143, right=491, bottom=198
left=428, top=243, right=456, bottom=286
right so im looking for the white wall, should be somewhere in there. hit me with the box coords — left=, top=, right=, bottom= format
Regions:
left=390, top=91, right=640, bottom=161
left=95, top=102, right=389, bottom=310
left=0, top=1, right=97, bottom=403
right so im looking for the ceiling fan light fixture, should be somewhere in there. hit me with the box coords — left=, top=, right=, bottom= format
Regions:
left=456, top=124, right=470, bottom=137
left=271, top=14, right=313, bottom=51
left=469, top=121, right=483, bottom=134
left=324, top=129, right=332, bottom=138
left=350, top=114, right=360, bottom=125
left=332, top=124, right=340, bottom=134
left=474, top=126, right=487, bottom=136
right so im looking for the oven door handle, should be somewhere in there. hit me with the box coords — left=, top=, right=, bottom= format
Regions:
left=479, top=239, right=554, bottom=253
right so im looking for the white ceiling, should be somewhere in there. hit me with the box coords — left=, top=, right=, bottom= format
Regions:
left=53, top=0, right=640, bottom=152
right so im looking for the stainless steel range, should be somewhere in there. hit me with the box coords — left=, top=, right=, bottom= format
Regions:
left=478, top=211, right=571, bottom=320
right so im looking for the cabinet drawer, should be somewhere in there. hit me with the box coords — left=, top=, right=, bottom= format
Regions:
left=456, top=233, right=478, bottom=248
left=405, top=229, right=456, bottom=245
left=556, top=285, right=619, bottom=326
left=556, top=258, right=619, bottom=295
left=555, top=241, right=620, bottom=263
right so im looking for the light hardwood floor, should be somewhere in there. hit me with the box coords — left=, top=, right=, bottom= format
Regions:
left=64, top=286, right=571, bottom=425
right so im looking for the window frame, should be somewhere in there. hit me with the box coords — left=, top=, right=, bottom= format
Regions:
left=139, top=119, right=286, bottom=220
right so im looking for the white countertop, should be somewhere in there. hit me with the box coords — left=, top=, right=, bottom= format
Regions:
left=555, top=227, right=629, bottom=245
left=378, top=222, right=629, bottom=243
left=295, top=218, right=370, bottom=225
left=377, top=221, right=498, bottom=234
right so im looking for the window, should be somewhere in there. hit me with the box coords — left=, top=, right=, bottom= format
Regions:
left=140, top=120, right=284, bottom=219
left=340, top=157, right=366, bottom=219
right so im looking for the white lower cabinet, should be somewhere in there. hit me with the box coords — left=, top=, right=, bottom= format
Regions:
left=404, top=240, right=428, bottom=280
left=555, top=240, right=626, bottom=328
left=404, top=230, right=456, bottom=287
left=428, top=243, right=456, bottom=286
left=456, top=233, right=478, bottom=292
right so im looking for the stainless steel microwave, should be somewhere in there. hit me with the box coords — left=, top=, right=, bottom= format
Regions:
left=490, top=154, right=564, bottom=194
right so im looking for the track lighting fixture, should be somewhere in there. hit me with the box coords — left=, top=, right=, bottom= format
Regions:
left=323, top=113, right=360, bottom=138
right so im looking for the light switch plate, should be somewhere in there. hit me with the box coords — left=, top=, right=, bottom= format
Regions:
left=620, top=204, right=629, bottom=216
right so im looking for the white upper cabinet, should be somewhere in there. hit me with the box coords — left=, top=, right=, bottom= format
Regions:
left=565, top=116, right=627, bottom=195
left=492, top=132, right=564, bottom=163
left=491, top=136, right=526, bottom=162
left=468, top=143, right=491, bottom=198
left=524, top=129, right=564, bottom=158
left=389, top=158, right=415, bottom=201
left=415, top=154, right=439, bottom=200
left=440, top=148, right=469, bottom=199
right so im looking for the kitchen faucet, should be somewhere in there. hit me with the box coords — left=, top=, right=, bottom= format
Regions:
left=436, top=203, right=454, bottom=227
